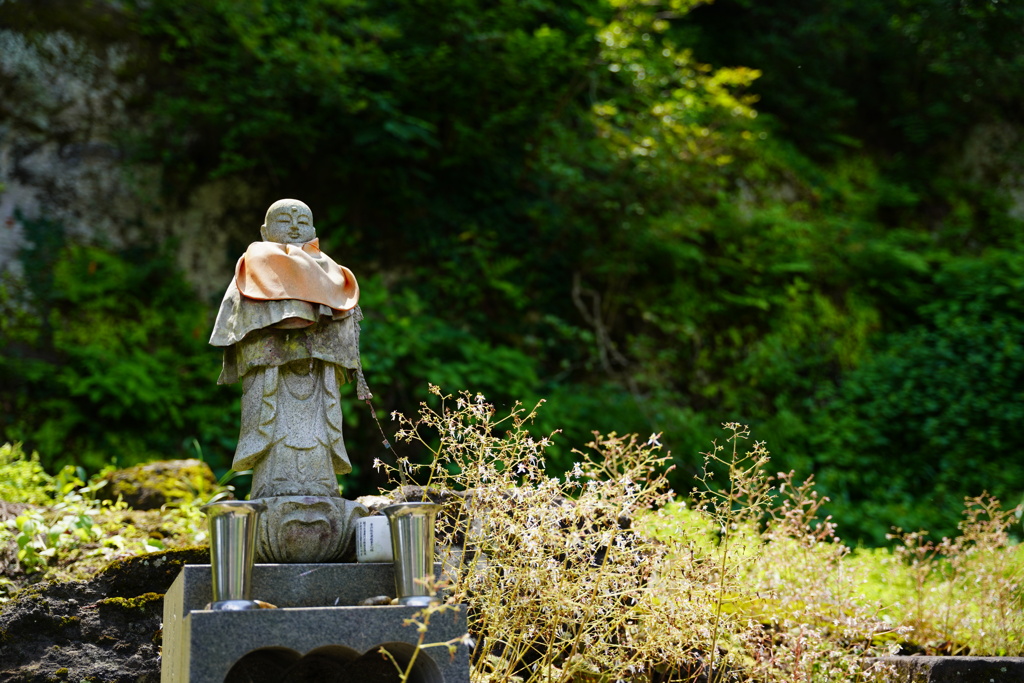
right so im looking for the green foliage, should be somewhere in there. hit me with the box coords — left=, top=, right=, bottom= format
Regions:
left=0, top=443, right=57, bottom=506
left=1, top=456, right=107, bottom=585
left=810, top=250, right=1024, bottom=542
left=125, top=0, right=605, bottom=195
left=556, top=126, right=1024, bottom=542
left=0, top=219, right=238, bottom=473
left=357, top=276, right=542, bottom=406
left=681, top=0, right=1024, bottom=160
left=4, top=0, right=1024, bottom=546
left=0, top=443, right=223, bottom=600
left=10, top=506, right=102, bottom=577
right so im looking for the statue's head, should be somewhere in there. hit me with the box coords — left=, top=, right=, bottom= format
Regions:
left=261, top=198, right=316, bottom=244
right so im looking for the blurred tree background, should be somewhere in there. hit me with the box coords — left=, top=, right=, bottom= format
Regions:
left=2, top=0, right=1023, bottom=544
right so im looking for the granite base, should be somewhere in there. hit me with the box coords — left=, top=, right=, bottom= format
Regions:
left=161, top=563, right=468, bottom=683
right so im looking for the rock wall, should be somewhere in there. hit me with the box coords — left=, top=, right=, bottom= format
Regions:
left=0, top=25, right=261, bottom=300
left=960, top=120, right=1024, bottom=221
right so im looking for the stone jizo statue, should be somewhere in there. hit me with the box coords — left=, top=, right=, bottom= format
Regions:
left=210, top=199, right=369, bottom=563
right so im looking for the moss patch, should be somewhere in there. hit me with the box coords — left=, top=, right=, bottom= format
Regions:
left=99, top=545, right=208, bottom=597
left=104, top=459, right=216, bottom=510
left=96, top=592, right=163, bottom=614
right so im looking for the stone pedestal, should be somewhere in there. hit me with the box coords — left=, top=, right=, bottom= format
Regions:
left=253, top=495, right=367, bottom=563
left=870, top=656, right=1024, bottom=683
left=161, top=564, right=469, bottom=683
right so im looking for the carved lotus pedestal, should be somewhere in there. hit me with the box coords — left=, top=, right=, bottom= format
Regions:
left=253, top=495, right=368, bottom=563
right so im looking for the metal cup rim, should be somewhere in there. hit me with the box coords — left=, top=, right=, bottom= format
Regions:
left=201, top=499, right=267, bottom=515
left=382, top=501, right=442, bottom=518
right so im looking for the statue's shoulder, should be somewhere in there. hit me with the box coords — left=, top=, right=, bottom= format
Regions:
left=241, top=240, right=287, bottom=262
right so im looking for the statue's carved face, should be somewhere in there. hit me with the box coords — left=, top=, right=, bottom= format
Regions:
left=261, top=201, right=316, bottom=244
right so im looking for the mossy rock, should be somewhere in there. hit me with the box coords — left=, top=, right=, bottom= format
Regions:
left=0, top=546, right=209, bottom=682
left=104, top=459, right=217, bottom=510
left=96, top=591, right=163, bottom=616
left=99, top=546, right=210, bottom=596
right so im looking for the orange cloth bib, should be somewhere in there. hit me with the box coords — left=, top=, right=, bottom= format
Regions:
left=234, top=239, right=359, bottom=312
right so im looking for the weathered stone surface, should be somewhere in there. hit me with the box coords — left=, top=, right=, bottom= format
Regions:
left=872, top=656, right=1024, bottom=683
left=162, top=563, right=466, bottom=683
left=0, top=546, right=209, bottom=683
left=165, top=562, right=423, bottom=611
left=175, top=606, right=466, bottom=683
left=255, top=495, right=367, bottom=564
left=209, top=199, right=371, bottom=564
left=0, top=9, right=263, bottom=299
left=104, top=459, right=217, bottom=510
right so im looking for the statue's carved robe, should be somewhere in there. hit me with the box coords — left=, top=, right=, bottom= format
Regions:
left=209, top=239, right=369, bottom=500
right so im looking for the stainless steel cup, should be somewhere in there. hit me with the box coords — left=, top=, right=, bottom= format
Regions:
left=383, top=502, right=442, bottom=606
left=202, top=500, right=266, bottom=611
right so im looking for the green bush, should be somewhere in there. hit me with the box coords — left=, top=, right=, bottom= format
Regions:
left=811, top=250, right=1024, bottom=543
left=681, top=0, right=1024, bottom=160
left=0, top=219, right=238, bottom=473
left=0, top=443, right=56, bottom=505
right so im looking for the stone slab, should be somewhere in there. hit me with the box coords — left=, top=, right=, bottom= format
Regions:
left=872, top=656, right=1024, bottom=682
left=162, top=563, right=466, bottom=683
left=175, top=605, right=468, bottom=683
left=167, top=562, right=405, bottom=612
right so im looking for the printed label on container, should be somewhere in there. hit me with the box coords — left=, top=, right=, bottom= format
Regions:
left=356, top=515, right=393, bottom=563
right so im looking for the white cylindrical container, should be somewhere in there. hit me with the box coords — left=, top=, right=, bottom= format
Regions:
left=355, top=514, right=393, bottom=563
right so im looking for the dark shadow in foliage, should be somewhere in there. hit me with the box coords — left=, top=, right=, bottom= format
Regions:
left=682, top=0, right=1024, bottom=163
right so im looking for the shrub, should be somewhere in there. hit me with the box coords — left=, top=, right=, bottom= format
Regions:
left=811, top=250, right=1024, bottom=543
left=0, top=219, right=239, bottom=474
left=385, top=388, right=900, bottom=682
